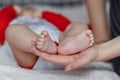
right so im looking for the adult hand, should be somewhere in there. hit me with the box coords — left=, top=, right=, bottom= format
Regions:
left=30, top=41, right=77, bottom=66
left=65, top=46, right=98, bottom=71
left=31, top=41, right=98, bottom=71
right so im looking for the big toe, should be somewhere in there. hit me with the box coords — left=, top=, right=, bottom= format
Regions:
left=41, top=30, right=48, bottom=37
left=86, top=30, right=92, bottom=34
left=85, top=30, right=94, bottom=46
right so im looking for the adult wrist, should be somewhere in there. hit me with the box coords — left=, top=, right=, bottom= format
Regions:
left=94, top=43, right=109, bottom=62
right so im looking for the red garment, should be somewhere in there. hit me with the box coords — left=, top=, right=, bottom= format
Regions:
left=0, top=6, right=17, bottom=45
left=0, top=6, right=92, bottom=70
left=19, top=57, right=39, bottom=70
left=0, top=8, right=71, bottom=45
left=42, top=11, right=71, bottom=31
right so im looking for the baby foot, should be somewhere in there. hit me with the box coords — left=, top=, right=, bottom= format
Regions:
left=36, top=30, right=57, bottom=54
left=33, top=12, right=42, bottom=18
left=58, top=30, right=94, bottom=55
left=13, top=5, right=22, bottom=15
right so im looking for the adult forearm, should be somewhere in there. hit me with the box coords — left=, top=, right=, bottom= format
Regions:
left=95, top=36, right=120, bottom=61
left=86, top=0, right=110, bottom=44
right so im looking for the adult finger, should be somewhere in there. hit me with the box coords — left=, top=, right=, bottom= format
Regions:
left=65, top=47, right=98, bottom=71
left=39, top=52, right=76, bottom=66
left=65, top=52, right=90, bottom=71
left=31, top=41, right=76, bottom=65
left=30, top=41, right=44, bottom=55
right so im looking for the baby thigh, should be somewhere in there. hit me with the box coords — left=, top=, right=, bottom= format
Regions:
left=6, top=24, right=38, bottom=68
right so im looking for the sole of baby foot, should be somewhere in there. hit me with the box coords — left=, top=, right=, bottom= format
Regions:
left=58, top=29, right=94, bottom=55
left=36, top=30, right=57, bottom=54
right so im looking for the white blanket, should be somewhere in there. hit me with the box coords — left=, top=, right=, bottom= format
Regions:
left=0, top=42, right=120, bottom=80
left=0, top=64, right=119, bottom=80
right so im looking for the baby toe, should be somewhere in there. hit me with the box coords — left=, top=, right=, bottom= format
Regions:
left=39, top=34, right=45, bottom=38
left=39, top=38, right=44, bottom=42
left=89, top=38, right=94, bottom=46
left=36, top=45, right=42, bottom=49
left=86, top=30, right=92, bottom=35
left=36, top=41, right=44, bottom=48
left=41, top=30, right=48, bottom=36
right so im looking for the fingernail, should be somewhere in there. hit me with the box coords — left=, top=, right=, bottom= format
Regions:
left=65, top=66, right=71, bottom=71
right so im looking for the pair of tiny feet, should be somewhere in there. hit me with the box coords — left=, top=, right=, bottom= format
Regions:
left=13, top=5, right=94, bottom=55
left=36, top=29, right=94, bottom=55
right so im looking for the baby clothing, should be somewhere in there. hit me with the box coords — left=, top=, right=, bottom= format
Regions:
left=0, top=6, right=71, bottom=45
left=41, top=11, right=71, bottom=31
left=9, top=16, right=61, bottom=42
left=0, top=6, right=17, bottom=45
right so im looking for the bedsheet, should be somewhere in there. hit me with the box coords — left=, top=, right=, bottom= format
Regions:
left=0, top=42, right=119, bottom=80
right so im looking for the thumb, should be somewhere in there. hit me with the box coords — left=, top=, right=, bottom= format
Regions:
left=30, top=40, right=42, bottom=55
left=65, top=57, right=90, bottom=71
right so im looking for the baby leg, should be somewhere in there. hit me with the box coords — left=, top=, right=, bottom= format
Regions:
left=36, top=30, right=57, bottom=54
left=6, top=24, right=40, bottom=69
left=58, top=22, right=94, bottom=55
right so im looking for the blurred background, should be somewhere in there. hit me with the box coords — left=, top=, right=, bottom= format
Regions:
left=0, top=0, right=84, bottom=7
left=0, top=0, right=110, bottom=29
left=0, top=0, right=90, bottom=23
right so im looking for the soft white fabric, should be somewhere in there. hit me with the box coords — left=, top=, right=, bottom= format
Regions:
left=0, top=62, right=119, bottom=80
left=0, top=43, right=120, bottom=80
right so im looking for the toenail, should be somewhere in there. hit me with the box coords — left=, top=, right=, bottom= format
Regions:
left=91, top=37, right=94, bottom=40
left=90, top=34, right=93, bottom=37
left=87, top=30, right=91, bottom=33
